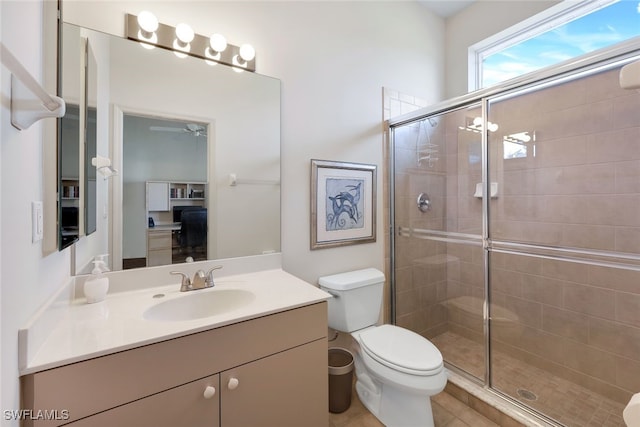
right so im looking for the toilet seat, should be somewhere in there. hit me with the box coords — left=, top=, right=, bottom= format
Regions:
left=359, top=325, right=443, bottom=376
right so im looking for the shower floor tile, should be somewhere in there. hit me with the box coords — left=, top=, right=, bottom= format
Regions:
left=431, top=332, right=626, bottom=427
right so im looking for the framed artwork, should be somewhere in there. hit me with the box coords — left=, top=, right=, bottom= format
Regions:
left=310, top=159, right=376, bottom=249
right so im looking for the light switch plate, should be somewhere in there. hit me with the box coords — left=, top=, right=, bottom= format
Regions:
left=32, top=201, right=43, bottom=242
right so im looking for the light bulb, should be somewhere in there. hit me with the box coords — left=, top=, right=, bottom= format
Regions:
left=231, top=55, right=246, bottom=72
left=137, top=30, right=157, bottom=49
left=472, top=117, right=483, bottom=127
left=209, top=34, right=227, bottom=52
left=175, top=23, right=194, bottom=43
left=488, top=122, right=499, bottom=132
left=239, top=44, right=255, bottom=62
left=172, top=39, right=189, bottom=57
left=137, top=11, right=158, bottom=33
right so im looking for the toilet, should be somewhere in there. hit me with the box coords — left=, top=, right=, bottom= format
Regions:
left=319, top=268, right=447, bottom=427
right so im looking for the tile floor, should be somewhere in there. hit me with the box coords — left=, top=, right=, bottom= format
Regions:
left=431, top=331, right=627, bottom=427
left=328, top=382, right=501, bottom=427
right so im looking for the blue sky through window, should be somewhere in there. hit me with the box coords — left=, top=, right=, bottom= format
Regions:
left=482, top=0, right=640, bottom=87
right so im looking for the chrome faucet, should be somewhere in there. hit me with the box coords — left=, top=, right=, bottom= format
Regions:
left=170, top=266, right=223, bottom=292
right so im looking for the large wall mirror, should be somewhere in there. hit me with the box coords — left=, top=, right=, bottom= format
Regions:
left=60, top=23, right=281, bottom=273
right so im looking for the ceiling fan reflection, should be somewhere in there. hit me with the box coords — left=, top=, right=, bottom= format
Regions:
left=150, top=123, right=207, bottom=137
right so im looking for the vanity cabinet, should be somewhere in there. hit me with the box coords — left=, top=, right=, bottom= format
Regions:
left=220, top=339, right=326, bottom=427
left=65, top=375, right=220, bottom=427
left=21, top=302, right=328, bottom=427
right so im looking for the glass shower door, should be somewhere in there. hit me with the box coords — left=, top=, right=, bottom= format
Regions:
left=392, top=103, right=486, bottom=381
left=487, top=61, right=640, bottom=426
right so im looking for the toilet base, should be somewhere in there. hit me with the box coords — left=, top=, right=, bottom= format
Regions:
left=355, top=375, right=437, bottom=427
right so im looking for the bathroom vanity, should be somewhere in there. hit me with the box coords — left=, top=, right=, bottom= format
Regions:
left=19, top=266, right=329, bottom=427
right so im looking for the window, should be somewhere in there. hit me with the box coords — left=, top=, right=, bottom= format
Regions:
left=469, top=0, right=640, bottom=91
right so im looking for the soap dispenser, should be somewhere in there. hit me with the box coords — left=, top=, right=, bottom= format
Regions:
left=84, top=259, right=109, bottom=303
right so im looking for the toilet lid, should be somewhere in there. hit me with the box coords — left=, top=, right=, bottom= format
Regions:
left=359, top=325, right=443, bottom=376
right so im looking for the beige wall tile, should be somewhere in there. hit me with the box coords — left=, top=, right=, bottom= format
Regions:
left=587, top=264, right=640, bottom=293
left=589, top=317, right=640, bottom=361
left=614, top=92, right=640, bottom=129
left=522, top=274, right=563, bottom=307
left=615, top=160, right=640, bottom=193
left=615, top=291, right=640, bottom=327
left=615, top=356, right=640, bottom=392
left=563, top=339, right=617, bottom=383
left=562, top=224, right=615, bottom=251
left=615, top=226, right=640, bottom=254
left=563, top=282, right=616, bottom=320
left=542, top=305, right=589, bottom=343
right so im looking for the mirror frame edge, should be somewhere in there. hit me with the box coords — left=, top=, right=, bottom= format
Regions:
left=42, top=0, right=61, bottom=256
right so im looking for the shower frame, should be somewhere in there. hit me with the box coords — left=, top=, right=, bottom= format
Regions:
left=387, top=37, right=640, bottom=426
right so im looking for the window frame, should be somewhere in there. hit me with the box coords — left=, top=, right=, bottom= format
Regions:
left=468, top=0, right=621, bottom=92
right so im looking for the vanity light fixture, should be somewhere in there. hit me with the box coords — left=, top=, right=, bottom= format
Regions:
left=137, top=11, right=158, bottom=49
left=459, top=116, right=499, bottom=133
left=92, top=156, right=119, bottom=179
left=504, top=131, right=532, bottom=144
left=125, top=13, right=256, bottom=72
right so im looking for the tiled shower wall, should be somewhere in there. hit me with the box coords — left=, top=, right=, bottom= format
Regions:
left=392, top=61, right=640, bottom=407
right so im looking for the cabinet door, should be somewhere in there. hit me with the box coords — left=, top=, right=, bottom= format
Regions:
left=147, top=182, right=170, bottom=211
left=221, top=339, right=327, bottom=427
left=147, top=230, right=172, bottom=266
left=66, top=375, right=219, bottom=427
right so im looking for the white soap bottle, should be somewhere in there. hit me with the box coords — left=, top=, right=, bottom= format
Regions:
left=84, top=260, right=109, bottom=303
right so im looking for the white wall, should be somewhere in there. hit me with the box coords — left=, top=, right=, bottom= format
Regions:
left=63, top=1, right=446, bottom=284
left=444, top=0, right=559, bottom=98
left=1, top=0, right=72, bottom=423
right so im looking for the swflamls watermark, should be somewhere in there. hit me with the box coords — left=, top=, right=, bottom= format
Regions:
left=3, top=409, right=70, bottom=421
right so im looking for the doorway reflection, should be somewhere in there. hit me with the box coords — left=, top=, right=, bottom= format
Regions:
left=122, top=113, right=207, bottom=269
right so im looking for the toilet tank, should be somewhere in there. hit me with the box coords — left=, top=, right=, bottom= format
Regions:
left=318, top=268, right=385, bottom=332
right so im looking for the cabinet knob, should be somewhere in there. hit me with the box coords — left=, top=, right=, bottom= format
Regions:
left=227, top=377, right=239, bottom=390
left=203, top=386, right=216, bottom=399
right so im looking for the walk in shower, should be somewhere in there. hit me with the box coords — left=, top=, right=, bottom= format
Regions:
left=389, top=43, right=640, bottom=426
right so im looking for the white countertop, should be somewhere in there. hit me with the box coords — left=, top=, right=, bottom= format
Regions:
left=20, top=269, right=330, bottom=375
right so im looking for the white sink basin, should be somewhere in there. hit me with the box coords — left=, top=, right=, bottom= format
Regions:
left=143, top=289, right=256, bottom=322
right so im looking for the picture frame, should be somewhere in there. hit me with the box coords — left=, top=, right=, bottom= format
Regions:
left=310, top=159, right=377, bottom=249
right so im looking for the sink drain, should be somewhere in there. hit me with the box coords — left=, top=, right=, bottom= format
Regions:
left=516, top=389, right=538, bottom=401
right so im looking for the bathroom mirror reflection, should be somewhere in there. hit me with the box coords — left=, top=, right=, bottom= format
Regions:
left=63, top=23, right=281, bottom=273
left=58, top=24, right=83, bottom=250
left=85, top=44, right=97, bottom=236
